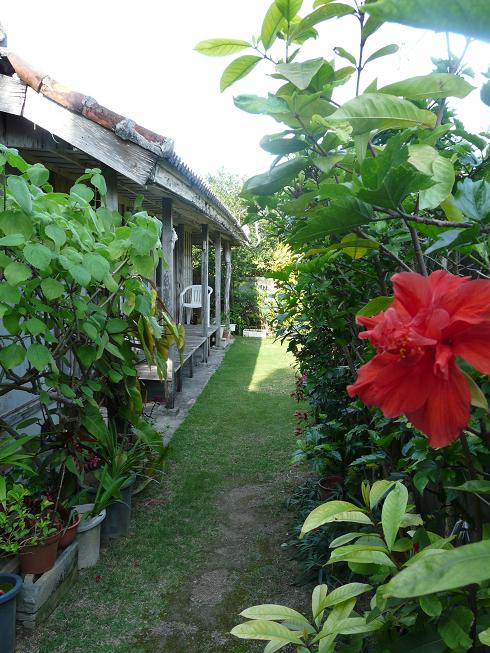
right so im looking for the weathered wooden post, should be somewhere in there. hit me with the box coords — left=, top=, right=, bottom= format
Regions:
left=201, top=224, right=209, bottom=359
left=175, top=223, right=185, bottom=323
left=214, top=233, right=222, bottom=347
left=224, top=240, right=232, bottom=335
left=160, top=198, right=175, bottom=318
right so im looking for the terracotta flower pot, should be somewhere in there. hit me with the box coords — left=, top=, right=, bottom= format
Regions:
left=19, top=531, right=60, bottom=575
left=318, top=475, right=344, bottom=501
left=59, top=513, right=81, bottom=549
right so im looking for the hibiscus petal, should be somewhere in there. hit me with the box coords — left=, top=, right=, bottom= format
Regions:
left=347, top=352, right=433, bottom=418
left=442, top=279, right=490, bottom=325
left=428, top=270, right=468, bottom=306
left=406, top=361, right=470, bottom=448
left=392, top=272, right=431, bottom=317
left=452, top=323, right=490, bottom=375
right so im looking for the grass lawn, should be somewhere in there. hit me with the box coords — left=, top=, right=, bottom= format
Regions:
left=19, top=337, right=308, bottom=653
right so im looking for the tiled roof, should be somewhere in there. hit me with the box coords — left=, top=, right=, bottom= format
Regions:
left=0, top=47, right=244, bottom=235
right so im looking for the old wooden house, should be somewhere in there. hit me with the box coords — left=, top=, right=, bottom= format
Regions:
left=0, top=41, right=247, bottom=419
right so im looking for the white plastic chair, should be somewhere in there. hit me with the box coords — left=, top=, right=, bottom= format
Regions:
left=179, top=285, right=213, bottom=325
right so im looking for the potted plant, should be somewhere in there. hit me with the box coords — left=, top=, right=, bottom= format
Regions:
left=58, top=507, right=81, bottom=549
left=0, top=573, right=23, bottom=653
left=0, top=484, right=60, bottom=575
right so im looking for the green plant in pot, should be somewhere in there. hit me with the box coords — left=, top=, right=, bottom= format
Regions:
left=0, top=483, right=60, bottom=575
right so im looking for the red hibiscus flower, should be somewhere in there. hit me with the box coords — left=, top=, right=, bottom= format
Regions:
left=347, top=270, right=490, bottom=448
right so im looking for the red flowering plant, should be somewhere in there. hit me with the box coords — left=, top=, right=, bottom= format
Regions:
left=348, top=270, right=490, bottom=448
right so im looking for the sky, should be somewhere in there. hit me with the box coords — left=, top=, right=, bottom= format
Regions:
left=2, top=1, right=489, bottom=181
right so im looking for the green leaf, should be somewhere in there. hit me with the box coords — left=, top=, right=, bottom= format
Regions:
left=419, top=595, right=442, bottom=618
left=462, top=371, right=489, bottom=411
left=449, top=479, right=490, bottom=494
left=261, top=3, right=285, bottom=49
left=327, top=93, right=436, bottom=134
left=69, top=265, right=91, bottom=287
left=408, top=145, right=454, bottom=209
left=319, top=584, right=372, bottom=610
left=301, top=500, right=370, bottom=537
left=358, top=161, right=433, bottom=209
left=382, top=482, right=408, bottom=550
left=425, top=228, right=477, bottom=255
left=0, top=343, right=25, bottom=370
left=369, top=479, right=396, bottom=508
left=91, top=173, right=107, bottom=196
left=24, top=317, right=47, bottom=336
left=7, top=176, right=32, bottom=213
left=83, top=253, right=110, bottom=282
left=312, top=584, right=328, bottom=627
left=333, top=617, right=383, bottom=635
left=0, top=283, right=20, bottom=304
left=328, top=549, right=396, bottom=567
left=385, top=540, right=490, bottom=597
left=23, top=243, right=53, bottom=270
left=194, top=38, right=251, bottom=56
left=438, top=606, right=473, bottom=651
left=231, top=620, right=304, bottom=645
left=129, top=226, right=158, bottom=255
left=4, top=261, right=32, bottom=285
left=275, top=58, right=325, bottom=90
left=479, top=627, right=490, bottom=646
left=234, top=94, right=290, bottom=115
left=26, top=163, right=50, bottom=187
left=131, top=255, right=155, bottom=279
left=454, top=178, right=490, bottom=222
left=220, top=55, right=262, bottom=92
left=276, top=0, right=303, bottom=21
left=243, top=158, right=307, bottom=196
left=334, top=46, right=356, bottom=65
left=0, top=211, right=33, bottom=239
left=364, top=44, right=399, bottom=64
left=291, top=199, right=374, bottom=242
left=0, top=234, right=25, bottom=246
left=240, top=604, right=311, bottom=628
left=260, top=134, right=306, bottom=154
left=364, top=0, right=490, bottom=43
left=77, top=345, right=97, bottom=368
left=40, top=278, right=65, bottom=300
left=26, top=344, right=52, bottom=371
left=292, top=3, right=354, bottom=39
left=379, top=73, right=475, bottom=100
left=70, top=183, right=94, bottom=204
left=45, top=224, right=67, bottom=248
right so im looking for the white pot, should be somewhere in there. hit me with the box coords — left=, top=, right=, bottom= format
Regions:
left=75, top=503, right=106, bottom=569
left=230, top=324, right=236, bottom=333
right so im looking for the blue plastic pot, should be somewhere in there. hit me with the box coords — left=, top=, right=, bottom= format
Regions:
left=0, top=573, right=22, bottom=653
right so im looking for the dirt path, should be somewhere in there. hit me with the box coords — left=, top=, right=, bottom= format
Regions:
left=17, top=338, right=309, bottom=653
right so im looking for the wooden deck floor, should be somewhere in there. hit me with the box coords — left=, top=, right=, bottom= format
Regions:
left=137, top=323, right=220, bottom=382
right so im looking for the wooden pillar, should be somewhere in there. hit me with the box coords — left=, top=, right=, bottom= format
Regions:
left=224, top=240, right=232, bottom=333
left=201, top=224, right=209, bottom=340
left=160, top=198, right=175, bottom=318
left=101, top=165, right=118, bottom=211
left=214, top=233, right=222, bottom=347
left=175, top=223, right=185, bottom=323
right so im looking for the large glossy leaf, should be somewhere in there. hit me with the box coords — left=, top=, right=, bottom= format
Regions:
left=276, top=0, right=303, bottom=21
left=4, top=261, right=32, bottom=285
left=365, top=0, right=490, bottom=42
left=275, top=58, right=325, bottom=90
left=243, top=158, right=307, bottom=196
left=328, top=549, right=396, bottom=567
left=449, top=479, right=490, bottom=493
left=328, top=93, right=436, bottom=134
left=408, top=144, right=454, bottom=209
left=240, top=604, right=311, bottom=628
left=381, top=482, right=408, bottom=550
left=369, top=479, right=396, bottom=508
left=454, top=178, right=490, bottom=222
left=234, top=94, right=290, bottom=115
left=379, top=73, right=475, bottom=100
left=23, top=243, right=53, bottom=270
left=26, top=344, right=52, bottom=371
left=301, top=500, right=370, bottom=537
left=358, top=162, right=433, bottom=209
left=7, top=176, right=32, bottom=213
left=438, top=606, right=473, bottom=651
left=319, top=583, right=372, bottom=610
left=312, top=584, right=328, bottom=626
left=231, top=620, right=304, bottom=645
left=220, top=55, right=262, bottom=92
left=424, top=228, right=478, bottom=255
left=291, top=199, right=374, bottom=242
left=194, top=38, right=251, bottom=56
left=292, top=3, right=355, bottom=39
left=385, top=540, right=490, bottom=597
left=260, top=134, right=307, bottom=154
left=0, top=343, right=26, bottom=370
left=261, top=2, right=286, bottom=49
